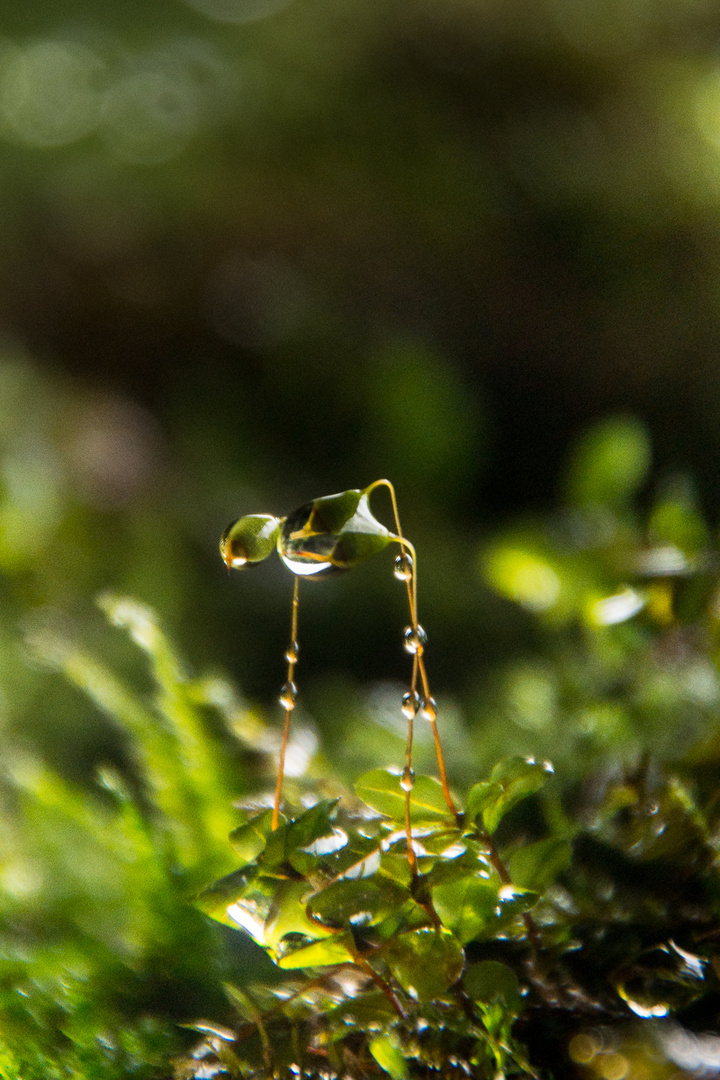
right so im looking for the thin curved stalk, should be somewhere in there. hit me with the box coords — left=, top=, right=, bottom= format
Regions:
left=273, top=576, right=300, bottom=830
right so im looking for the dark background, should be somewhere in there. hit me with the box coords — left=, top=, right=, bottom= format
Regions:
left=2, top=0, right=720, bottom=780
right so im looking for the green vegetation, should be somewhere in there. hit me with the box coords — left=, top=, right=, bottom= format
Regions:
left=3, top=0, right=720, bottom=1074
left=2, top=407, right=720, bottom=1077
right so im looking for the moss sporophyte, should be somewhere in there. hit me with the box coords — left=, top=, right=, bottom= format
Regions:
left=220, top=480, right=458, bottom=862
left=196, top=490, right=554, bottom=1078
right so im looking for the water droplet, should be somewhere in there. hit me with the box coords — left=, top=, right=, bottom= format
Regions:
left=279, top=681, right=297, bottom=711
left=400, top=768, right=415, bottom=791
left=403, top=625, right=427, bottom=654
left=394, top=552, right=413, bottom=581
left=420, top=697, right=437, bottom=722
left=401, top=690, right=421, bottom=719
left=284, top=642, right=299, bottom=665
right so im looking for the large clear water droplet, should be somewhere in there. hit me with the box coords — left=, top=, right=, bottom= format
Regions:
left=394, top=553, right=413, bottom=581
left=279, top=680, right=297, bottom=711
left=615, top=941, right=706, bottom=1018
left=403, top=625, right=427, bottom=655
left=278, top=489, right=391, bottom=577
left=401, top=690, right=421, bottom=720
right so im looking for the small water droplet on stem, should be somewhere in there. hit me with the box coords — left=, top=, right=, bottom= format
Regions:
left=403, top=625, right=427, bottom=655
left=394, top=553, right=413, bottom=581
left=400, top=768, right=415, bottom=791
left=420, top=697, right=437, bottom=722
left=401, top=690, right=421, bottom=719
left=284, top=643, right=299, bottom=665
left=279, top=681, right=298, bottom=711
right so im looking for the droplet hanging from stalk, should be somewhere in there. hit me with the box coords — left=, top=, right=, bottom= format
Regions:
left=278, top=488, right=393, bottom=577
left=220, top=514, right=282, bottom=569
left=220, top=479, right=458, bottom=846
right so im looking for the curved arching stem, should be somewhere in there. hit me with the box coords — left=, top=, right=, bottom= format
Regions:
left=273, top=576, right=300, bottom=830
left=366, top=480, right=459, bottom=827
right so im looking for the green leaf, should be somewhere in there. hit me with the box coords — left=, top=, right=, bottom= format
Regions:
left=263, top=880, right=337, bottom=952
left=306, top=489, right=364, bottom=535
left=355, top=769, right=454, bottom=825
left=466, top=757, right=553, bottom=834
left=492, top=885, right=539, bottom=931
left=369, top=1034, right=409, bottom=1080
left=431, top=875, right=501, bottom=944
left=565, top=414, right=651, bottom=508
left=229, top=809, right=275, bottom=864
left=276, top=931, right=355, bottom=969
left=325, top=989, right=400, bottom=1030
left=377, top=851, right=414, bottom=888
left=195, top=865, right=258, bottom=928
left=464, top=961, right=523, bottom=1017
left=308, top=876, right=410, bottom=928
left=262, top=800, right=338, bottom=868
left=381, top=928, right=464, bottom=1000
left=507, top=837, right=572, bottom=891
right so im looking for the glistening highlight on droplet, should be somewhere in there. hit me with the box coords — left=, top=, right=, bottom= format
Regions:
left=220, top=480, right=459, bottom=845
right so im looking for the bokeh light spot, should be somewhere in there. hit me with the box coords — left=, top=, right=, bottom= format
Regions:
left=694, top=70, right=720, bottom=150
left=598, top=1051, right=629, bottom=1080
left=589, top=587, right=645, bottom=626
left=0, top=39, right=104, bottom=147
left=484, top=547, right=561, bottom=613
left=506, top=665, right=557, bottom=730
left=102, top=61, right=199, bottom=164
left=551, top=0, right=647, bottom=56
left=569, top=1031, right=602, bottom=1065
left=179, top=0, right=293, bottom=25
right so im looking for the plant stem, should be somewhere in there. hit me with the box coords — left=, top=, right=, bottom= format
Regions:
left=273, top=577, right=300, bottom=830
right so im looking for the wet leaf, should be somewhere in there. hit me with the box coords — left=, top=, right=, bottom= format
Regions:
left=263, top=880, right=337, bottom=952
left=431, top=875, right=501, bottom=944
left=308, top=876, right=410, bottom=928
left=355, top=769, right=454, bottom=825
left=381, top=927, right=464, bottom=1000
left=195, top=865, right=259, bottom=928
left=464, top=961, right=523, bottom=1017
left=492, top=885, right=539, bottom=929
left=369, top=1033, right=409, bottom=1080
left=262, top=800, right=338, bottom=868
left=275, top=931, right=355, bottom=970
left=614, top=942, right=707, bottom=1018
left=325, top=989, right=400, bottom=1029
left=466, top=757, right=552, bottom=834
left=507, top=837, right=572, bottom=891
left=377, top=850, right=414, bottom=887
left=220, top=514, right=282, bottom=569
left=229, top=809, right=275, bottom=864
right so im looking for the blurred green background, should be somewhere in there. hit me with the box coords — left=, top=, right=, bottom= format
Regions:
left=4, top=0, right=720, bottom=1071
left=4, top=0, right=720, bottom=781
left=4, top=0, right=720, bottom=770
